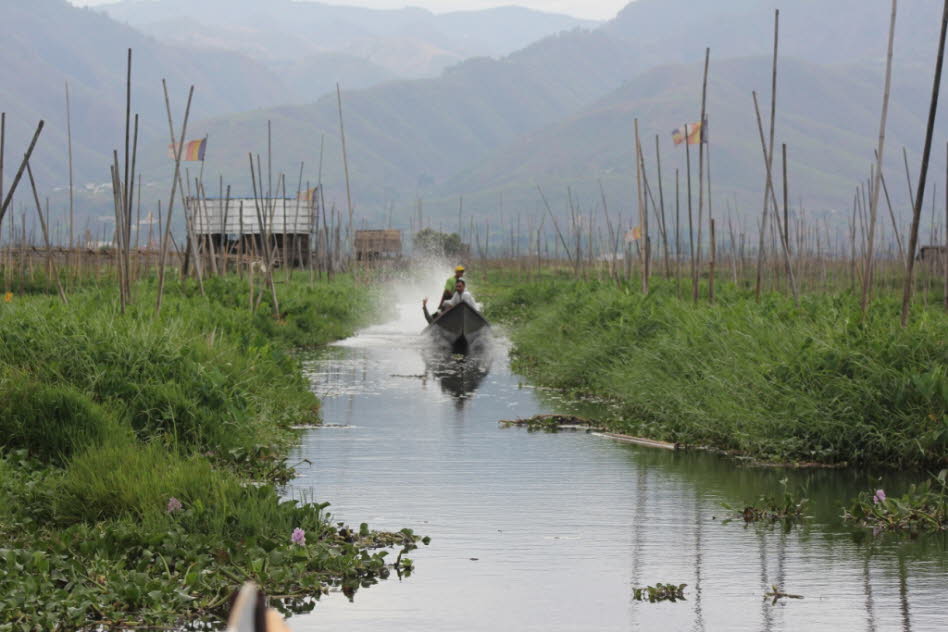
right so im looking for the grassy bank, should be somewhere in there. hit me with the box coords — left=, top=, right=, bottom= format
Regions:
left=0, top=273, right=422, bottom=629
left=481, top=273, right=947, bottom=469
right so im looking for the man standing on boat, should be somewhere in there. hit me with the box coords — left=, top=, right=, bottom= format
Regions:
left=442, top=265, right=466, bottom=302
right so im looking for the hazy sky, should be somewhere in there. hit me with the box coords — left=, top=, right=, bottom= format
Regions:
left=68, top=0, right=629, bottom=21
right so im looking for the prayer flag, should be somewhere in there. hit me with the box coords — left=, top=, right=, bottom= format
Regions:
left=671, top=121, right=706, bottom=146
left=625, top=226, right=642, bottom=243
left=167, top=138, right=207, bottom=161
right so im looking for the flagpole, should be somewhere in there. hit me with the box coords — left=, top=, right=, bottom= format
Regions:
left=695, top=47, right=710, bottom=303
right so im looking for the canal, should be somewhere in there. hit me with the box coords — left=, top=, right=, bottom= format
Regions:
left=288, top=288, right=946, bottom=632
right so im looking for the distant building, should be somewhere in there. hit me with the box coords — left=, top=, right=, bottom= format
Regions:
left=355, top=229, right=402, bottom=261
left=919, top=245, right=946, bottom=261
left=186, top=197, right=314, bottom=267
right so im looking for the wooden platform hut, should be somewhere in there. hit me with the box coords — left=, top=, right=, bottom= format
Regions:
left=186, top=197, right=314, bottom=267
left=355, top=229, right=402, bottom=261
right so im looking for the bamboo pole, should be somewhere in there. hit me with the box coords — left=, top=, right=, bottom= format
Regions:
left=654, top=135, right=671, bottom=277
left=537, top=185, right=574, bottom=267
left=123, top=49, right=132, bottom=265
left=156, top=82, right=193, bottom=315
left=902, top=0, right=948, bottom=326
left=337, top=84, right=354, bottom=262
left=709, top=218, right=716, bottom=303
left=862, top=0, right=898, bottom=314
left=696, top=47, right=710, bottom=285
left=125, top=114, right=138, bottom=300
left=25, top=163, right=66, bottom=303
left=1, top=113, right=4, bottom=218
left=65, top=84, right=74, bottom=265
left=110, top=156, right=128, bottom=312
left=780, top=143, right=798, bottom=302
left=684, top=124, right=695, bottom=297
left=0, top=121, right=44, bottom=229
left=675, top=168, right=681, bottom=297
left=876, top=150, right=905, bottom=261
left=753, top=11, right=780, bottom=301
left=249, top=153, right=280, bottom=317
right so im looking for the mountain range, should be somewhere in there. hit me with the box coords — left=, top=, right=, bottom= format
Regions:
left=3, top=0, right=948, bottom=243
left=100, top=0, right=598, bottom=97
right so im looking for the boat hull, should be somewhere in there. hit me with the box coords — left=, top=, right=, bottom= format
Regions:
left=423, top=301, right=489, bottom=353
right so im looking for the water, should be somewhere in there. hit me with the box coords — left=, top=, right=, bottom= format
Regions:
left=287, top=291, right=947, bottom=632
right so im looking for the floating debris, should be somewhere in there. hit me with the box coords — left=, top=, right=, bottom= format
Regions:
left=633, top=583, right=687, bottom=603
left=498, top=414, right=602, bottom=431
left=764, top=585, right=804, bottom=604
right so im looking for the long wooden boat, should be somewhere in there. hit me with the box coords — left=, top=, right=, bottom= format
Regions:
left=423, top=301, right=490, bottom=353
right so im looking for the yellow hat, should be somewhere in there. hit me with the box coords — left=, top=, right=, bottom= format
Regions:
left=455, top=265, right=465, bottom=272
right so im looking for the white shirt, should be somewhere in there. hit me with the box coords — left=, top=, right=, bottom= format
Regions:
left=443, top=290, right=477, bottom=311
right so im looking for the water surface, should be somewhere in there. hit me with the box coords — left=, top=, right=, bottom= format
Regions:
left=288, top=300, right=946, bottom=632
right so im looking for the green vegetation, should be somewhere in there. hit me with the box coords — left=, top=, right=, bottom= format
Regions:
left=0, top=273, right=425, bottom=629
left=413, top=228, right=467, bottom=259
left=482, top=274, right=947, bottom=469
left=843, top=470, right=948, bottom=533
left=722, top=478, right=810, bottom=523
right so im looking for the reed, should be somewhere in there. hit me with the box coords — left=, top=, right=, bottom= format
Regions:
left=481, top=273, right=947, bottom=469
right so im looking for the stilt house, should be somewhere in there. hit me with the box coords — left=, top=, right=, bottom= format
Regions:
left=187, top=197, right=315, bottom=267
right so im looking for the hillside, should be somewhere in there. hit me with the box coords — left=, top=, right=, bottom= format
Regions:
left=0, top=0, right=285, bottom=192
left=140, top=0, right=948, bottom=236
left=8, top=0, right=948, bottom=243
left=438, top=56, right=948, bottom=236
left=101, top=0, right=599, bottom=79
left=131, top=27, right=633, bottom=206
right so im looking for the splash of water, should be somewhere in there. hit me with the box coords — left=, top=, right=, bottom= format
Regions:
left=334, top=260, right=461, bottom=348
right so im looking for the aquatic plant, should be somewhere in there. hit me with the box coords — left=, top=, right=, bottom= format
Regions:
left=723, top=478, right=810, bottom=523
left=843, top=470, right=948, bottom=533
left=632, top=583, right=687, bottom=602
left=291, top=527, right=306, bottom=546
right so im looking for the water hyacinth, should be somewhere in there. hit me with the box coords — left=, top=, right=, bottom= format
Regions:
left=291, top=527, right=306, bottom=546
left=166, top=497, right=183, bottom=513
left=873, top=489, right=886, bottom=504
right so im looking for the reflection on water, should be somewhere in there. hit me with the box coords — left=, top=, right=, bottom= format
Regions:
left=288, top=305, right=947, bottom=632
left=421, top=345, right=492, bottom=406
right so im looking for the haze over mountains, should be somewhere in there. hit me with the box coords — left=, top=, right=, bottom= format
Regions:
left=101, top=0, right=598, bottom=83
left=3, top=0, right=948, bottom=240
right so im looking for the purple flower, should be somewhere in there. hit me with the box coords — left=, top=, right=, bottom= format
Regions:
left=167, top=497, right=183, bottom=513
left=872, top=489, right=886, bottom=504
left=291, top=527, right=306, bottom=546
